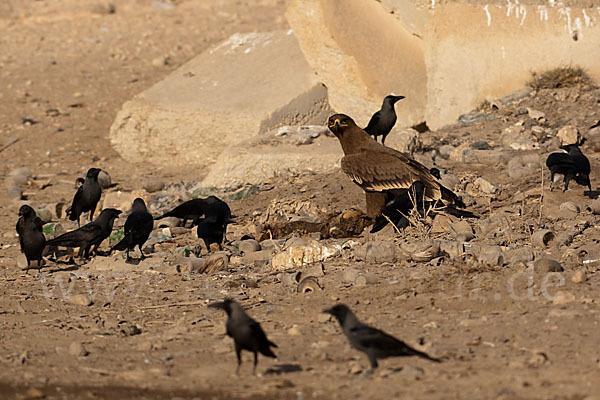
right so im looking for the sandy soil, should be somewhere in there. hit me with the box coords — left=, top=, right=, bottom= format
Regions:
left=1, top=1, right=600, bottom=400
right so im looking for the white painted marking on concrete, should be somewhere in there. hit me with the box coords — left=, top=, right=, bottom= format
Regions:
left=520, top=5, right=527, bottom=25
left=582, top=9, right=591, bottom=27
left=484, top=5, right=491, bottom=26
left=575, top=17, right=583, bottom=38
left=538, top=6, right=549, bottom=21
left=506, top=0, right=514, bottom=17
left=558, top=7, right=572, bottom=33
left=431, top=0, right=435, bottom=9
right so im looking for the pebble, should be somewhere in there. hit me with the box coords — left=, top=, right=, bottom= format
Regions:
left=142, top=178, right=165, bottom=193
left=68, top=294, right=93, bottom=306
left=477, top=245, right=504, bottom=267
left=17, top=254, right=29, bottom=270
left=474, top=177, right=497, bottom=194
left=571, top=270, right=586, bottom=283
left=552, top=291, right=575, bottom=305
left=37, top=208, right=53, bottom=223
left=287, top=325, right=301, bottom=336
left=68, top=342, right=89, bottom=357
left=556, top=125, right=581, bottom=146
left=534, top=258, right=563, bottom=273
left=7, top=186, right=22, bottom=201
left=97, top=170, right=112, bottom=189
left=559, top=201, right=580, bottom=214
left=354, top=240, right=396, bottom=263
left=23, top=388, right=45, bottom=400
left=342, top=267, right=363, bottom=283
left=239, top=239, right=261, bottom=254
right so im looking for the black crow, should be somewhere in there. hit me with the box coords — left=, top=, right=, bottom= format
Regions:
left=110, top=198, right=153, bottom=261
left=16, top=205, right=46, bottom=271
left=66, top=168, right=102, bottom=226
left=324, top=304, right=440, bottom=376
left=364, top=94, right=405, bottom=144
left=209, top=299, right=277, bottom=375
left=546, top=143, right=592, bottom=191
left=156, top=195, right=232, bottom=227
left=46, top=208, right=121, bottom=260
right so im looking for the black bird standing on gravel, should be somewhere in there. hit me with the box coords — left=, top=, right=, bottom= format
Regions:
left=16, top=205, right=46, bottom=271
left=209, top=299, right=277, bottom=375
left=66, top=167, right=102, bottom=227
left=371, top=178, right=478, bottom=233
left=46, top=208, right=121, bottom=260
left=324, top=304, right=440, bottom=376
left=156, top=195, right=232, bottom=227
left=364, top=94, right=405, bottom=144
left=546, top=143, right=592, bottom=192
left=110, top=198, right=153, bottom=261
left=196, top=217, right=228, bottom=252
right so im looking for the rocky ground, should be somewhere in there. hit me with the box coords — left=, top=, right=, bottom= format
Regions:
left=2, top=1, right=600, bottom=399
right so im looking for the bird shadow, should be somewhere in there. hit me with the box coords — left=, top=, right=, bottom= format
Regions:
left=584, top=189, right=600, bottom=199
left=264, top=364, right=303, bottom=375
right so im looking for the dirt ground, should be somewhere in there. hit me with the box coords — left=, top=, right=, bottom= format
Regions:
left=1, top=1, right=600, bottom=399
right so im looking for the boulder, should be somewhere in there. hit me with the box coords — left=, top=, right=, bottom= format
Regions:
left=110, top=30, right=330, bottom=168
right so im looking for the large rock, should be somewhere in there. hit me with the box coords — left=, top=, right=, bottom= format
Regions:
left=200, top=128, right=342, bottom=189
left=286, top=0, right=426, bottom=128
left=110, top=30, right=331, bottom=168
left=287, top=0, right=600, bottom=130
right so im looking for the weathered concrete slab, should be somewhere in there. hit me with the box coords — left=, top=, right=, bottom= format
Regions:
left=287, top=0, right=600, bottom=130
left=286, top=0, right=427, bottom=128
left=110, top=30, right=331, bottom=168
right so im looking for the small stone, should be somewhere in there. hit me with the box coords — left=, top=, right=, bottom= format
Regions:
left=239, top=239, right=261, bottom=254
left=474, top=177, right=497, bottom=194
left=348, top=361, right=363, bottom=375
left=24, top=387, right=45, bottom=400
left=552, top=291, right=575, bottom=305
left=556, top=125, right=581, bottom=146
left=477, top=245, right=504, bottom=267
left=97, top=170, right=112, bottom=189
left=534, top=258, right=563, bottom=273
left=9, top=167, right=32, bottom=184
left=354, top=240, right=396, bottom=263
left=7, top=186, right=22, bottom=201
left=17, top=254, right=29, bottom=270
left=527, top=108, right=545, bottom=120
left=287, top=325, right=301, bottom=336
left=449, top=220, right=474, bottom=241
left=241, top=249, right=273, bottom=265
left=355, top=273, right=377, bottom=286
left=142, top=179, right=165, bottom=193
left=152, top=56, right=169, bottom=67
left=342, top=267, right=363, bottom=283
left=571, top=270, right=586, bottom=283
left=68, top=294, right=93, bottom=306
left=68, top=342, right=89, bottom=357
left=317, top=313, right=330, bottom=323
left=120, top=325, right=142, bottom=336
left=37, top=208, right=53, bottom=223
left=559, top=201, right=580, bottom=214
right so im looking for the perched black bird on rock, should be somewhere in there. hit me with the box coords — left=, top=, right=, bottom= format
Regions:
left=66, top=168, right=102, bottom=226
left=324, top=304, right=440, bottom=376
left=156, top=195, right=232, bottom=227
left=16, top=205, right=46, bottom=271
left=364, top=94, right=405, bottom=144
left=209, top=299, right=277, bottom=375
left=46, top=208, right=121, bottom=260
left=110, top=198, right=153, bottom=261
left=546, top=143, right=592, bottom=192
left=328, top=113, right=465, bottom=218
